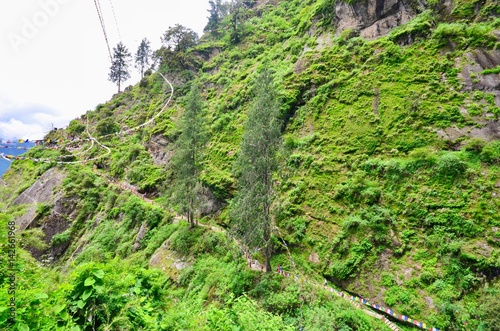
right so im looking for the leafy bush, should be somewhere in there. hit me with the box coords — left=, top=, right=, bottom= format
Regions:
left=170, top=226, right=204, bottom=256
left=432, top=22, right=496, bottom=48
left=20, top=228, right=47, bottom=251
left=331, top=239, right=373, bottom=280
left=334, top=171, right=381, bottom=205
left=95, top=118, right=120, bottom=136
left=435, top=153, right=467, bottom=178
left=482, top=65, right=500, bottom=75
left=66, top=120, right=86, bottom=136
left=264, top=284, right=301, bottom=315
left=480, top=140, right=500, bottom=164
left=50, top=229, right=72, bottom=246
left=35, top=204, right=51, bottom=220
left=476, top=284, right=500, bottom=330
left=464, top=138, right=486, bottom=153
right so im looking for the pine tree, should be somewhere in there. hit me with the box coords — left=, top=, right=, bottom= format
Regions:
left=226, top=0, right=255, bottom=44
left=204, top=0, right=227, bottom=37
left=231, top=69, right=282, bottom=272
left=228, top=0, right=245, bottom=44
left=108, top=42, right=131, bottom=93
left=135, top=38, right=152, bottom=78
left=170, top=82, right=208, bottom=228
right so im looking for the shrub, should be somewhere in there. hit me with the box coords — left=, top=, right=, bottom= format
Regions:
left=480, top=140, right=500, bottom=164
left=20, top=228, right=47, bottom=250
left=464, top=138, right=486, bottom=153
left=436, top=153, right=467, bottom=178
left=334, top=171, right=381, bottom=205
left=170, top=226, right=203, bottom=256
left=95, top=118, right=120, bottom=136
left=482, top=65, right=500, bottom=75
left=407, top=147, right=437, bottom=170
left=50, top=229, right=72, bottom=246
left=66, top=120, right=86, bottom=136
left=433, top=23, right=467, bottom=42
left=36, top=203, right=51, bottom=218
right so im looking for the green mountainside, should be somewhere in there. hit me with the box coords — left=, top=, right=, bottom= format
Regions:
left=1, top=0, right=500, bottom=330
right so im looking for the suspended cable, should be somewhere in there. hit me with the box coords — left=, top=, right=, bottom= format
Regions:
left=108, top=0, right=122, bottom=41
left=93, top=0, right=113, bottom=62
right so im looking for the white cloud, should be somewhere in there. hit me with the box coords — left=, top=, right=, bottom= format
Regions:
left=0, top=118, right=45, bottom=140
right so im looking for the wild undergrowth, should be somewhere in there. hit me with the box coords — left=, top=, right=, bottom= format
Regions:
left=1, top=0, right=500, bottom=330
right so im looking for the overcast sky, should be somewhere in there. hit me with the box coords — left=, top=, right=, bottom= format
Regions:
left=0, top=0, right=210, bottom=140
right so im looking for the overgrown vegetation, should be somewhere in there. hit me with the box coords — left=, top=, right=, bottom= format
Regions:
left=1, top=0, right=500, bottom=330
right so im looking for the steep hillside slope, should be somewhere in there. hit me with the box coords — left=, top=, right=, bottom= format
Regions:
left=1, top=0, right=500, bottom=330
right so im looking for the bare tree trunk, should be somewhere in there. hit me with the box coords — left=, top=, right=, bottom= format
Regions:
left=188, top=211, right=194, bottom=229
left=265, top=240, right=272, bottom=273
left=264, top=217, right=272, bottom=273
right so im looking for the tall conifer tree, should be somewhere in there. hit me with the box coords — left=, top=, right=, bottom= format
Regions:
left=135, top=38, right=152, bottom=78
left=108, top=42, right=131, bottom=93
left=170, top=82, right=208, bottom=228
left=231, top=69, right=282, bottom=272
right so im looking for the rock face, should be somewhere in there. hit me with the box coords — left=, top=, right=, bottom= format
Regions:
left=149, top=239, right=190, bottom=281
left=438, top=49, right=500, bottom=142
left=334, top=0, right=418, bottom=39
left=146, top=134, right=224, bottom=214
left=13, top=168, right=66, bottom=231
left=437, top=120, right=500, bottom=142
left=132, top=223, right=149, bottom=252
left=460, top=49, right=500, bottom=107
left=146, top=134, right=173, bottom=165
left=12, top=168, right=79, bottom=261
left=309, top=253, right=321, bottom=264
left=200, top=188, right=225, bottom=216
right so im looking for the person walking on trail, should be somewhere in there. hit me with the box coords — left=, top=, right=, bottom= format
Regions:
left=324, top=278, right=328, bottom=287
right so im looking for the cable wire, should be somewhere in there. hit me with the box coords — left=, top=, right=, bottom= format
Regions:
left=108, top=0, right=122, bottom=41
left=93, top=0, right=113, bottom=62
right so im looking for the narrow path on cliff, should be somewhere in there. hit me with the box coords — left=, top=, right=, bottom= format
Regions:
left=97, top=174, right=446, bottom=331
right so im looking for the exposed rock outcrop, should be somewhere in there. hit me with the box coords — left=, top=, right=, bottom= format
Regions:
left=334, top=0, right=419, bottom=39
left=146, top=134, right=173, bottom=165
left=11, top=168, right=79, bottom=261
left=438, top=49, right=500, bottom=142
left=437, top=120, right=500, bottom=142
left=13, top=168, right=66, bottom=231
left=460, top=49, right=500, bottom=107
left=150, top=239, right=190, bottom=281
left=132, top=222, right=149, bottom=252
left=200, top=188, right=225, bottom=216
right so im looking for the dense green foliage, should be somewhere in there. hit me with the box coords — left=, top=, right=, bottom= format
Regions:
left=1, top=0, right=500, bottom=330
left=169, top=82, right=208, bottom=228
left=230, top=69, right=282, bottom=272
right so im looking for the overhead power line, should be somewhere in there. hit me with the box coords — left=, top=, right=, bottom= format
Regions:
left=93, top=0, right=113, bottom=62
left=108, top=0, right=122, bottom=41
